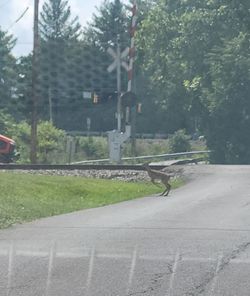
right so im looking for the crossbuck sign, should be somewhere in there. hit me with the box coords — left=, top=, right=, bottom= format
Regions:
left=107, top=47, right=130, bottom=73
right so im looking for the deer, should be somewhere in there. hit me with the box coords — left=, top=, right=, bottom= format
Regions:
left=142, top=163, right=171, bottom=196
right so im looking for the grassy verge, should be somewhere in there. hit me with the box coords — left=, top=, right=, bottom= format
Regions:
left=0, top=172, right=183, bottom=229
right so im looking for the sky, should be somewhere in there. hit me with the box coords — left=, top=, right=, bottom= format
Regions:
left=0, top=0, right=106, bottom=56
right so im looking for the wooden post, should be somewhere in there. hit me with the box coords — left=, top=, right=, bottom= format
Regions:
left=30, top=0, right=39, bottom=163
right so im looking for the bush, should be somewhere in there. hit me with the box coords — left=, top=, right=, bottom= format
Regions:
left=9, top=120, right=65, bottom=163
left=169, top=130, right=191, bottom=153
left=11, top=121, right=31, bottom=163
left=37, top=121, right=65, bottom=163
left=79, top=137, right=108, bottom=159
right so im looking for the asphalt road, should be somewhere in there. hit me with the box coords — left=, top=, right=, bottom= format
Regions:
left=1, top=165, right=250, bottom=296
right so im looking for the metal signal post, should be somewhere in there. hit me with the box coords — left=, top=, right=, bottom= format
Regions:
left=107, top=38, right=129, bottom=133
left=106, top=2, right=138, bottom=163
left=107, top=39, right=130, bottom=163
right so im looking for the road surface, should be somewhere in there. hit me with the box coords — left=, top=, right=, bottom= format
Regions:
left=1, top=165, right=250, bottom=296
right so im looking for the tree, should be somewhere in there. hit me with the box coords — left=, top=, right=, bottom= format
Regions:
left=39, top=0, right=82, bottom=128
left=0, top=29, right=17, bottom=116
left=84, top=0, right=128, bottom=51
left=14, top=55, right=33, bottom=121
left=136, top=2, right=193, bottom=132
left=40, top=0, right=81, bottom=41
left=198, top=1, right=250, bottom=163
left=83, top=0, right=129, bottom=96
left=137, top=0, right=250, bottom=162
left=205, top=33, right=250, bottom=163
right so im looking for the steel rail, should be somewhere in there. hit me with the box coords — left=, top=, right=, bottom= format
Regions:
left=0, top=164, right=166, bottom=171
left=72, top=150, right=210, bottom=165
left=0, top=156, right=207, bottom=171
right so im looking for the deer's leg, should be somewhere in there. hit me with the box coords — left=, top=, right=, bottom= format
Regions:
left=159, top=183, right=168, bottom=196
left=159, top=191, right=164, bottom=196
left=160, top=188, right=168, bottom=196
left=163, top=184, right=171, bottom=196
left=157, top=179, right=168, bottom=196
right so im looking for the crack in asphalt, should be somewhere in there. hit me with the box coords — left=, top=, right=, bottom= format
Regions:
left=127, top=265, right=173, bottom=296
left=127, top=259, right=177, bottom=296
left=185, top=241, right=250, bottom=296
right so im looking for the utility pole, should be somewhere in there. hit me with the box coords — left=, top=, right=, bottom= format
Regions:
left=116, top=36, right=122, bottom=132
left=30, top=0, right=39, bottom=163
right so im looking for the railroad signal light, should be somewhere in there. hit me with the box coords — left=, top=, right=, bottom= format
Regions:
left=83, top=90, right=116, bottom=105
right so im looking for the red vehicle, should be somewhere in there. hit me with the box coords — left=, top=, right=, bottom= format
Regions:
left=0, top=134, right=19, bottom=163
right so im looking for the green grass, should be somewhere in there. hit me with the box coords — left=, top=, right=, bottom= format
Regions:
left=0, top=172, right=183, bottom=229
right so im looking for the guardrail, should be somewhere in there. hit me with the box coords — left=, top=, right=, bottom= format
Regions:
left=66, top=131, right=169, bottom=139
left=71, top=150, right=210, bottom=165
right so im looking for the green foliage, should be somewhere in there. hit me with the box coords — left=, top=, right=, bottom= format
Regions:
left=79, top=137, right=108, bottom=159
left=9, top=121, right=31, bottom=163
left=205, top=33, right=250, bottom=163
left=136, top=0, right=250, bottom=163
left=40, top=0, right=81, bottom=40
left=0, top=110, right=16, bottom=135
left=6, top=120, right=65, bottom=163
left=169, top=130, right=191, bottom=153
left=0, top=29, right=17, bottom=115
left=39, top=0, right=83, bottom=129
left=83, top=0, right=129, bottom=95
left=84, top=0, right=128, bottom=50
left=15, top=55, right=33, bottom=121
left=37, top=121, right=65, bottom=163
left=38, top=0, right=123, bottom=131
left=123, top=138, right=169, bottom=157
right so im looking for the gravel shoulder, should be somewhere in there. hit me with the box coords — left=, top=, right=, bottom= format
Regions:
left=4, top=165, right=185, bottom=182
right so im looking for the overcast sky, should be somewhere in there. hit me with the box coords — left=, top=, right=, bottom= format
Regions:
left=0, top=0, right=107, bottom=56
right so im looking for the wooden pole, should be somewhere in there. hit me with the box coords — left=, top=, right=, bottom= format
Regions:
left=30, top=0, right=39, bottom=163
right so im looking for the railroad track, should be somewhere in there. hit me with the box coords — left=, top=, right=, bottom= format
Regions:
left=0, top=158, right=204, bottom=171
left=0, top=164, right=165, bottom=171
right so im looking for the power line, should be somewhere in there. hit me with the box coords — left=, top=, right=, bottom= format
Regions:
left=7, top=6, right=30, bottom=30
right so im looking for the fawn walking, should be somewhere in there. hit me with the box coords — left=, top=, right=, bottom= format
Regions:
left=142, top=163, right=171, bottom=196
